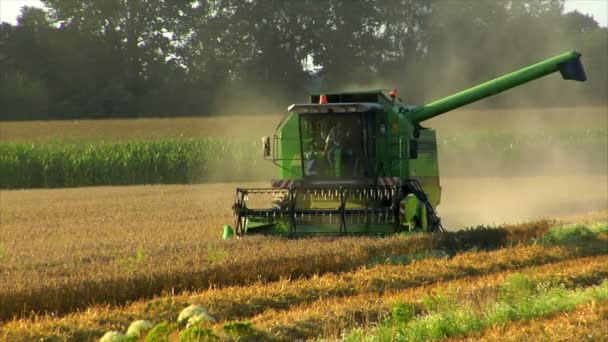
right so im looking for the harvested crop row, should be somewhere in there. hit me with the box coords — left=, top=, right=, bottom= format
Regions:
left=249, top=257, right=608, bottom=341
left=454, top=301, right=608, bottom=342
left=2, top=253, right=606, bottom=341
left=192, top=246, right=605, bottom=323
left=0, top=220, right=559, bottom=321
left=348, top=280, right=608, bottom=342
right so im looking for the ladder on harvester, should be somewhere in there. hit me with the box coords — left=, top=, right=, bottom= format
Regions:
left=404, top=179, right=444, bottom=232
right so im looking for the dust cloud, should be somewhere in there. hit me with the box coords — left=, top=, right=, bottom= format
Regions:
left=414, top=1, right=606, bottom=109
left=429, top=107, right=607, bottom=228
left=202, top=8, right=607, bottom=224
left=438, top=175, right=608, bottom=229
left=198, top=77, right=308, bottom=183
left=333, top=9, right=608, bottom=228
left=207, top=79, right=296, bottom=117
left=198, top=80, right=291, bottom=184
left=427, top=106, right=608, bottom=176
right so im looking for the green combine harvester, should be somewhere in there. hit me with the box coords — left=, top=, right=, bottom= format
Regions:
left=224, top=50, right=586, bottom=238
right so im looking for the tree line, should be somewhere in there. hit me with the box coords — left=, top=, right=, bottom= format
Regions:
left=1, top=0, right=606, bottom=121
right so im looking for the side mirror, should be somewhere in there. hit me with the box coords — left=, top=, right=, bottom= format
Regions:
left=408, top=139, right=418, bottom=159
left=262, top=136, right=271, bottom=158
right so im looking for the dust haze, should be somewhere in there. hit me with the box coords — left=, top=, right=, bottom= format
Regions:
left=205, top=7, right=607, bottom=227
left=207, top=78, right=297, bottom=117
left=213, top=73, right=607, bottom=229
left=438, top=175, right=607, bottom=228
left=194, top=86, right=283, bottom=182
left=432, top=107, right=607, bottom=228
left=213, top=105, right=607, bottom=228
left=340, top=9, right=608, bottom=227
left=414, top=14, right=607, bottom=228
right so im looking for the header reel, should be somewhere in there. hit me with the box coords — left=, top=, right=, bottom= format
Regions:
left=230, top=181, right=442, bottom=238
left=232, top=185, right=401, bottom=237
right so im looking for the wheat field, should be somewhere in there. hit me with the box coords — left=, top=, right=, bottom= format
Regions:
left=1, top=234, right=606, bottom=341
left=1, top=181, right=607, bottom=340
left=1, top=108, right=607, bottom=341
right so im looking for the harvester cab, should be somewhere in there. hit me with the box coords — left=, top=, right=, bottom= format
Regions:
left=297, top=98, right=385, bottom=179
left=225, top=51, right=586, bottom=239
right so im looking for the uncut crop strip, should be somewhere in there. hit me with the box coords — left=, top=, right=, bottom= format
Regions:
left=2, top=253, right=606, bottom=341
left=455, top=301, right=608, bottom=342
left=0, top=139, right=270, bottom=188
left=1, top=123, right=606, bottom=189
left=248, top=257, right=608, bottom=341
left=436, top=124, right=608, bottom=177
left=178, top=247, right=606, bottom=323
left=0, top=222, right=559, bottom=321
left=0, top=219, right=603, bottom=322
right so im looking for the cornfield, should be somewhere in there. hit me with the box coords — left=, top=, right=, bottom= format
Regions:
left=0, top=139, right=272, bottom=188
left=1, top=127, right=606, bottom=188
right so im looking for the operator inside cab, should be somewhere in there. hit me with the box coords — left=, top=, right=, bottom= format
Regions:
left=301, top=114, right=364, bottom=178
left=322, top=120, right=359, bottom=176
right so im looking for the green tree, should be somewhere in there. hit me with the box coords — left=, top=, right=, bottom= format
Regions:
left=0, top=8, right=53, bottom=119
left=1, top=0, right=605, bottom=121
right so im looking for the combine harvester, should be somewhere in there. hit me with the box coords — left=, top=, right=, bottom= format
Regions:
left=224, top=51, right=586, bottom=238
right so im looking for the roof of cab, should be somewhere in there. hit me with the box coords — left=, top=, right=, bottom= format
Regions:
left=309, top=90, right=396, bottom=104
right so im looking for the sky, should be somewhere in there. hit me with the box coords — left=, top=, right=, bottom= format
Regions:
left=1, top=0, right=607, bottom=27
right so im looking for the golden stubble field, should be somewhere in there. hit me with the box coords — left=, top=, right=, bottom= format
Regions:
left=2, top=176, right=606, bottom=288
left=1, top=107, right=607, bottom=340
left=1, top=212, right=607, bottom=342
left=2, top=176, right=607, bottom=267
left=0, top=178, right=606, bottom=328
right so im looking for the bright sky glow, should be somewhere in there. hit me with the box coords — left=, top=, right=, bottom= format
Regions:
left=1, top=0, right=607, bottom=27
left=564, top=0, right=608, bottom=27
left=1, top=0, right=46, bottom=24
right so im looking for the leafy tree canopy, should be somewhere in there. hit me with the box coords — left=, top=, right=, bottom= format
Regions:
left=1, top=0, right=605, bottom=120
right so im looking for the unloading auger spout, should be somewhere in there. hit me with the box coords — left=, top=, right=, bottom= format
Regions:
left=407, top=51, right=586, bottom=124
